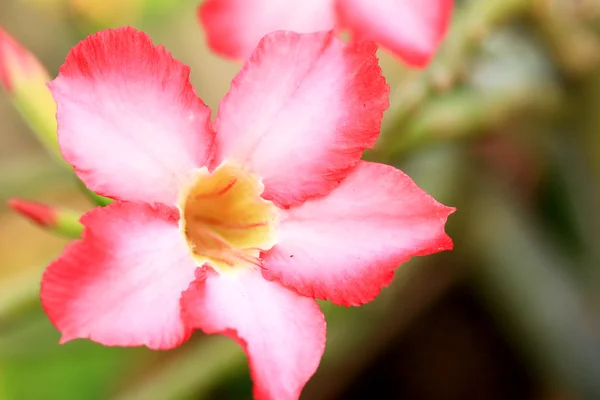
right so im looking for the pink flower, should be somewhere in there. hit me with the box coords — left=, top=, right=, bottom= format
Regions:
left=41, top=27, right=454, bottom=400
left=199, top=0, right=453, bottom=66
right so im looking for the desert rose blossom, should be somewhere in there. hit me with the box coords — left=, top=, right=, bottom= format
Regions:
left=41, top=27, right=454, bottom=400
left=199, top=0, right=453, bottom=66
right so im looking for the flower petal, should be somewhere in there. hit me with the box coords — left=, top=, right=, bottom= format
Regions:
left=336, top=0, right=453, bottom=67
left=262, top=161, right=455, bottom=306
left=49, top=27, right=214, bottom=204
left=182, top=267, right=325, bottom=400
left=212, top=31, right=389, bottom=207
left=199, top=0, right=336, bottom=60
left=41, top=202, right=197, bottom=349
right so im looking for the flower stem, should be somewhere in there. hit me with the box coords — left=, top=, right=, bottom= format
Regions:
left=372, top=0, right=533, bottom=161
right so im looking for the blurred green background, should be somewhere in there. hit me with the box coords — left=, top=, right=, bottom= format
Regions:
left=2, top=0, right=600, bottom=399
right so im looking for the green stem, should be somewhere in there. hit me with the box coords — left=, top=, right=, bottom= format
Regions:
left=75, top=179, right=113, bottom=206
left=367, top=82, right=562, bottom=162
left=374, top=0, right=533, bottom=160
left=54, top=210, right=84, bottom=238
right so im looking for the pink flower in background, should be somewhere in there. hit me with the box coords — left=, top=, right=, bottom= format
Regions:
left=199, top=0, right=453, bottom=66
left=41, top=27, right=454, bottom=400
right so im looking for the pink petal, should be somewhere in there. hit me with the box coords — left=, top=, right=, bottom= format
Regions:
left=336, top=0, right=453, bottom=67
left=182, top=267, right=326, bottom=400
left=49, top=27, right=214, bottom=205
left=262, top=161, right=455, bottom=306
left=212, top=31, right=389, bottom=207
left=41, top=202, right=197, bottom=349
left=199, top=0, right=336, bottom=60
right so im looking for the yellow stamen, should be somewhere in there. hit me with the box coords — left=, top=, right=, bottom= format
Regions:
left=179, top=162, right=278, bottom=273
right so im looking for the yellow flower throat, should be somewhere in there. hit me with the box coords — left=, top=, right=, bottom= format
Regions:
left=179, top=163, right=278, bottom=273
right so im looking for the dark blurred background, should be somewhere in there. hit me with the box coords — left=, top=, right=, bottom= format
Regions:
left=2, top=0, right=600, bottom=399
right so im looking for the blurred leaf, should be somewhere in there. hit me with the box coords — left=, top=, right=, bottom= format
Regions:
left=115, top=336, right=246, bottom=400
left=466, top=177, right=600, bottom=399
left=0, top=307, right=151, bottom=400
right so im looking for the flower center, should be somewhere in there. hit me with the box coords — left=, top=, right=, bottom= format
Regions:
left=179, top=163, right=278, bottom=273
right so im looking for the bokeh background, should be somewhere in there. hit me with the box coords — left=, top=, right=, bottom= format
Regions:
left=2, top=0, right=600, bottom=399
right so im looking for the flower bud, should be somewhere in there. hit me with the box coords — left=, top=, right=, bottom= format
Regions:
left=0, top=27, right=64, bottom=164
left=8, top=198, right=83, bottom=239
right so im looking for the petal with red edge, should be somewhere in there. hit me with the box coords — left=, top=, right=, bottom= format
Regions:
left=199, top=0, right=336, bottom=60
left=49, top=27, right=214, bottom=205
left=41, top=202, right=197, bottom=349
left=182, top=267, right=325, bottom=400
left=262, top=161, right=455, bottom=306
left=212, top=31, right=389, bottom=207
left=336, top=0, right=453, bottom=67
